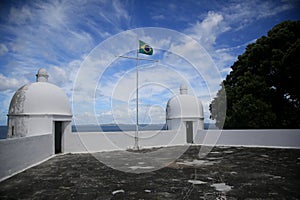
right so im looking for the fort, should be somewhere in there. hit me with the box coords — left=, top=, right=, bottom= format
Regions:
left=0, top=69, right=299, bottom=199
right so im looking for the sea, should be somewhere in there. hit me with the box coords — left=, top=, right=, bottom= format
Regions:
left=0, top=123, right=216, bottom=139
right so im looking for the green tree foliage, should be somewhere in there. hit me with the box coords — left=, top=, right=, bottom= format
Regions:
left=210, top=20, right=300, bottom=129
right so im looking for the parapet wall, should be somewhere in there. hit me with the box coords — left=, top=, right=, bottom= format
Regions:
left=64, top=130, right=184, bottom=153
left=64, top=129, right=300, bottom=153
left=0, top=129, right=299, bottom=181
left=0, top=134, right=53, bottom=181
left=196, top=129, right=300, bottom=148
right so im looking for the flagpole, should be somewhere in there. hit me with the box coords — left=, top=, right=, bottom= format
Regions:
left=115, top=39, right=158, bottom=151
left=134, top=38, right=139, bottom=150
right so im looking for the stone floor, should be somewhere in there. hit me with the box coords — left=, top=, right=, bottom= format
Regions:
left=0, top=146, right=299, bottom=199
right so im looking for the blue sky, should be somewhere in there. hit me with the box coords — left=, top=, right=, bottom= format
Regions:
left=0, top=0, right=299, bottom=125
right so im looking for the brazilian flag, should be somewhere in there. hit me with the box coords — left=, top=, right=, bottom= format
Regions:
left=139, top=40, right=153, bottom=55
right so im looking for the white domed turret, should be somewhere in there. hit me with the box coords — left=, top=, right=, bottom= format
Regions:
left=7, top=68, right=72, bottom=145
left=166, top=84, right=204, bottom=143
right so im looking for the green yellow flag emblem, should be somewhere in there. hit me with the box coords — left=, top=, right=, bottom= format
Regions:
left=139, top=40, right=153, bottom=55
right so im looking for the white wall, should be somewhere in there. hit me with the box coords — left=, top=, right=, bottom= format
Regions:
left=7, top=116, right=29, bottom=137
left=64, top=130, right=185, bottom=153
left=65, top=129, right=300, bottom=153
left=0, top=134, right=53, bottom=181
left=28, top=117, right=52, bottom=136
left=195, top=129, right=300, bottom=148
left=7, top=115, right=71, bottom=138
left=8, top=116, right=53, bottom=138
left=167, top=118, right=204, bottom=131
left=167, top=119, right=182, bottom=131
left=1, top=129, right=299, bottom=182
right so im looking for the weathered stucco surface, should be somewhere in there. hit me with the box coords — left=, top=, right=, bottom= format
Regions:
left=8, top=82, right=71, bottom=115
left=9, top=84, right=29, bottom=115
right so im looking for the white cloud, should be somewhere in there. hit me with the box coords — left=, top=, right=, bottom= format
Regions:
left=0, top=73, right=29, bottom=91
left=95, top=64, right=189, bottom=124
left=182, top=10, right=235, bottom=80
left=0, top=44, right=8, bottom=55
left=2, top=0, right=130, bottom=69
left=220, top=1, right=293, bottom=30
left=112, top=0, right=130, bottom=22
left=108, top=65, right=185, bottom=102
left=8, top=5, right=33, bottom=25
left=168, top=3, right=177, bottom=11
left=152, top=14, right=165, bottom=20
left=4, top=2, right=93, bottom=65
left=73, top=111, right=98, bottom=125
left=48, top=66, right=67, bottom=84
left=147, top=105, right=166, bottom=124
left=35, top=1, right=70, bottom=29
left=98, top=101, right=166, bottom=125
left=185, top=11, right=229, bottom=50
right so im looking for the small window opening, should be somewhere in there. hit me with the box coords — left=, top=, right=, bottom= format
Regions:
left=12, top=126, right=14, bottom=136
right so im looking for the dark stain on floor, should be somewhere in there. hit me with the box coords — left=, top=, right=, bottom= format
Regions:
left=0, top=146, right=299, bottom=199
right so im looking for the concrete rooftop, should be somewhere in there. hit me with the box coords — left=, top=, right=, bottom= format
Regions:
left=0, top=145, right=299, bottom=199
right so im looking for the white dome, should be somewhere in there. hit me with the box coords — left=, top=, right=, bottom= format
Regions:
left=166, top=94, right=203, bottom=119
left=9, top=82, right=71, bottom=116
